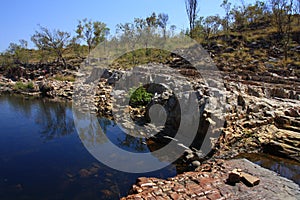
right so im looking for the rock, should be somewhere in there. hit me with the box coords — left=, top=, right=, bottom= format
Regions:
left=227, top=169, right=241, bottom=184
left=247, top=86, right=262, bottom=97
left=79, top=169, right=91, bottom=178
left=272, top=88, right=289, bottom=99
left=284, top=108, right=300, bottom=117
left=107, top=72, right=119, bottom=85
left=240, top=172, right=260, bottom=187
left=122, top=159, right=300, bottom=200
left=185, top=153, right=194, bottom=160
left=191, top=160, right=201, bottom=168
left=224, top=47, right=235, bottom=53
left=237, top=94, right=246, bottom=109
left=140, top=182, right=156, bottom=187
left=66, top=173, right=74, bottom=179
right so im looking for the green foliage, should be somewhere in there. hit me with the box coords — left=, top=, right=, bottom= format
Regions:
left=112, top=48, right=172, bottom=69
left=128, top=85, right=153, bottom=107
left=76, top=18, right=109, bottom=53
left=52, top=74, right=75, bottom=82
left=14, top=81, right=34, bottom=91
left=31, top=25, right=71, bottom=66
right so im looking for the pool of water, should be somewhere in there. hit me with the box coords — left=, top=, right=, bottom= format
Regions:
left=238, top=153, right=300, bottom=185
left=0, top=95, right=176, bottom=199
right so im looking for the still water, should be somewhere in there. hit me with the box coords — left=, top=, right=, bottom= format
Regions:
left=239, top=153, right=300, bottom=185
left=0, top=94, right=176, bottom=199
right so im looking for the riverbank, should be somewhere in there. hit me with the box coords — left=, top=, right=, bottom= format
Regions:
left=1, top=61, right=300, bottom=160
left=1, top=60, right=300, bottom=199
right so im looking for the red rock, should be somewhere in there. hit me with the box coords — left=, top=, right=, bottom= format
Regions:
left=169, top=193, right=183, bottom=200
left=199, top=177, right=214, bottom=187
left=172, top=184, right=185, bottom=193
left=206, top=191, right=222, bottom=200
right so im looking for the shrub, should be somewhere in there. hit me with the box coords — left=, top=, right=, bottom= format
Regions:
left=128, top=85, right=153, bottom=107
left=14, top=81, right=34, bottom=91
left=52, top=74, right=75, bottom=82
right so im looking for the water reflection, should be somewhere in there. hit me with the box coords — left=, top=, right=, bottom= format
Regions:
left=0, top=94, right=176, bottom=199
left=239, top=153, right=300, bottom=185
left=98, top=118, right=148, bottom=152
left=1, top=95, right=74, bottom=140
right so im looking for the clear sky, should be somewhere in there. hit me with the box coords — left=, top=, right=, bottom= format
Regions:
left=0, top=0, right=256, bottom=52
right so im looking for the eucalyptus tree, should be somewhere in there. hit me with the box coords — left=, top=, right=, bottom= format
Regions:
left=185, top=0, right=199, bottom=38
left=31, top=25, right=71, bottom=66
left=76, top=18, right=110, bottom=53
left=157, top=13, right=169, bottom=39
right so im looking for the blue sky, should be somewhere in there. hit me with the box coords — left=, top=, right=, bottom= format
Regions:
left=0, top=0, right=255, bottom=52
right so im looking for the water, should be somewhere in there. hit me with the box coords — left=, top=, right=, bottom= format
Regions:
left=238, top=153, right=300, bottom=185
left=0, top=95, right=176, bottom=199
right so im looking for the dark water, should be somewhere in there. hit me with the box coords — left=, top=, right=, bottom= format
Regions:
left=239, top=153, right=300, bottom=185
left=0, top=95, right=176, bottom=200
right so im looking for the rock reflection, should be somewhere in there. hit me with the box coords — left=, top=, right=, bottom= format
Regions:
left=239, top=153, right=300, bottom=185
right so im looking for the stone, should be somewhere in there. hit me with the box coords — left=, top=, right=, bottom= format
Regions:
left=191, top=161, right=201, bottom=168
left=237, top=94, right=246, bottom=109
left=79, top=169, right=91, bottom=178
left=227, top=169, right=241, bottom=184
left=284, top=108, right=300, bottom=117
left=240, top=172, right=260, bottom=187
left=140, top=182, right=156, bottom=187
left=185, top=153, right=194, bottom=160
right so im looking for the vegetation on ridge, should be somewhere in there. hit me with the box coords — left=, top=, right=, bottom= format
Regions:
left=0, top=0, right=299, bottom=80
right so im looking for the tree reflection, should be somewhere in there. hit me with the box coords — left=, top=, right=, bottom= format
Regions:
left=36, top=100, right=74, bottom=140
left=117, top=134, right=147, bottom=152
left=1, top=95, right=74, bottom=140
left=98, top=118, right=147, bottom=152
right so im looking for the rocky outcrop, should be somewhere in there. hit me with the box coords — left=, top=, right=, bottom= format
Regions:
left=122, top=159, right=300, bottom=200
left=0, top=74, right=74, bottom=100
left=2, top=60, right=299, bottom=164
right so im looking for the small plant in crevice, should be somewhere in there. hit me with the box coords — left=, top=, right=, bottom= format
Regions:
left=128, top=85, right=153, bottom=108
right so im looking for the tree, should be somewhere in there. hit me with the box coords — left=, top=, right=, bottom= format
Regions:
left=185, top=0, right=199, bottom=38
left=282, top=0, right=294, bottom=64
left=231, top=3, right=247, bottom=31
left=169, top=25, right=177, bottom=37
left=6, top=39, right=29, bottom=65
left=270, top=0, right=293, bottom=36
left=134, top=17, right=146, bottom=43
left=31, top=25, right=71, bottom=66
left=145, top=12, right=159, bottom=48
left=294, top=0, right=300, bottom=24
left=270, top=0, right=294, bottom=65
left=116, top=22, right=136, bottom=49
left=221, top=0, right=232, bottom=34
left=202, top=15, right=222, bottom=39
left=76, top=18, right=109, bottom=53
left=157, top=13, right=169, bottom=39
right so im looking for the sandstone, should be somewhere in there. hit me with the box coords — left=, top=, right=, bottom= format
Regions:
left=240, top=172, right=260, bottom=187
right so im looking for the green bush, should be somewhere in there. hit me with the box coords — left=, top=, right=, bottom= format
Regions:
left=52, top=74, right=75, bottom=82
left=14, top=81, right=34, bottom=91
left=128, top=85, right=153, bottom=107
